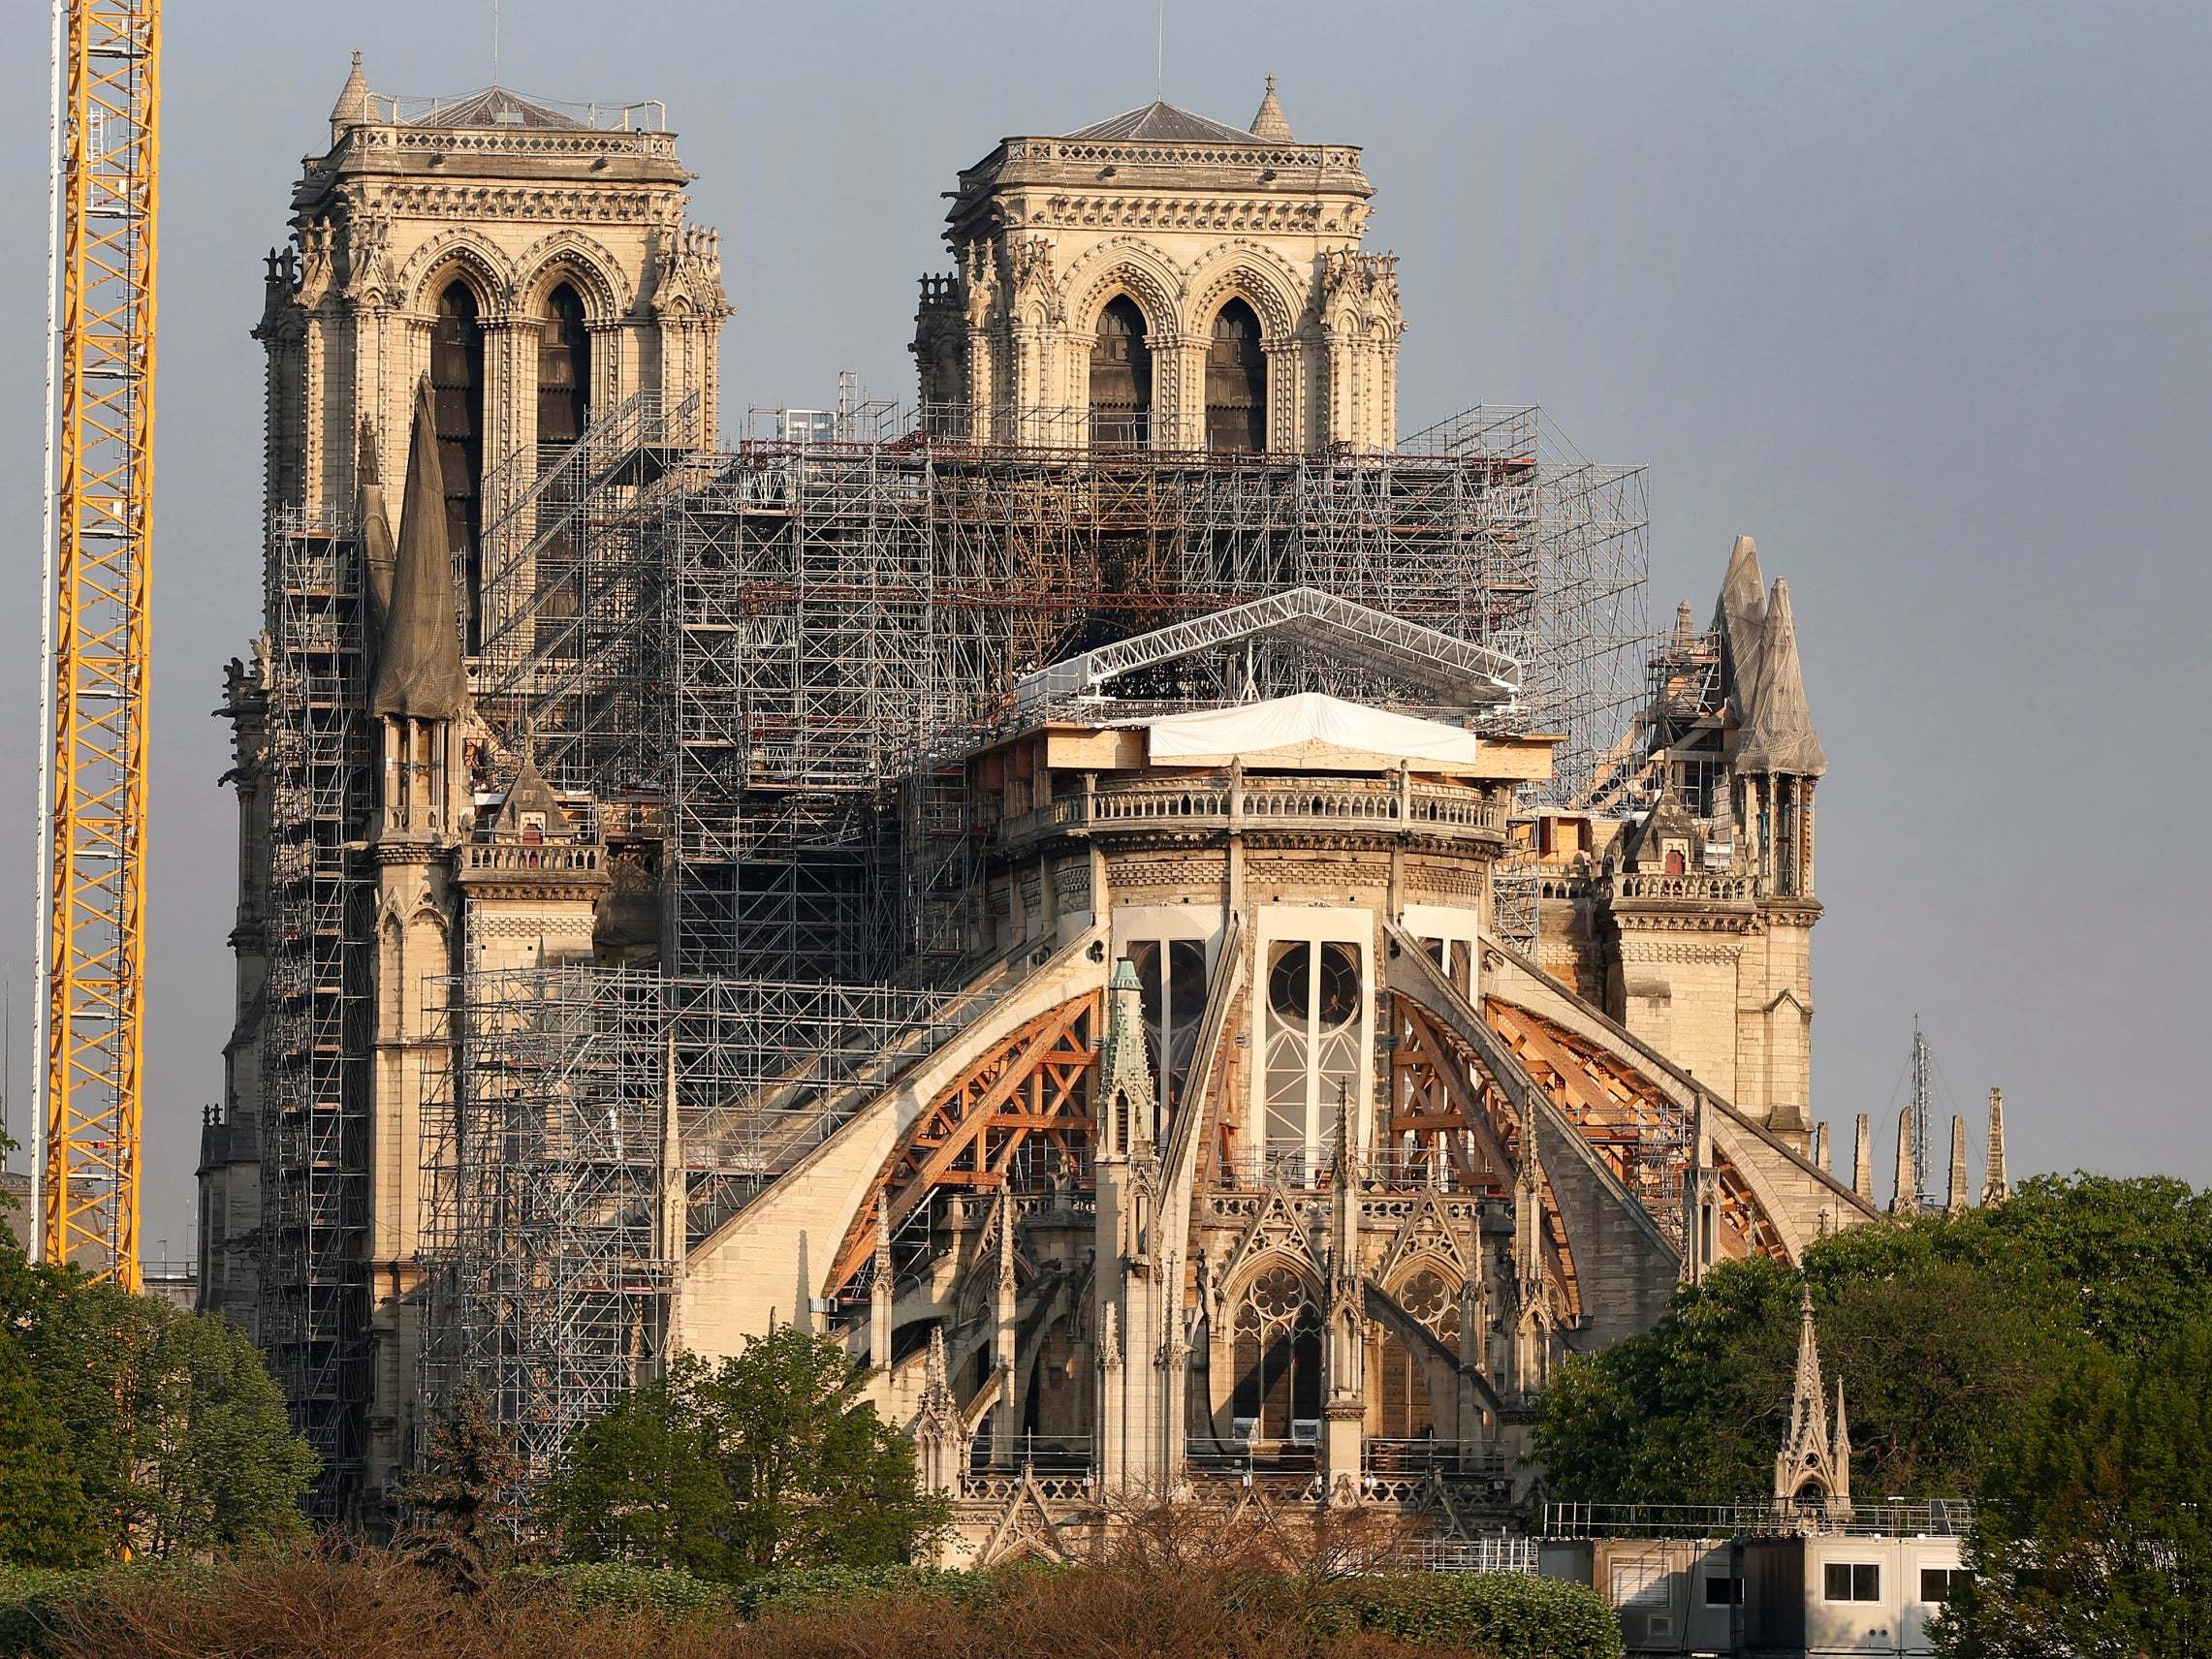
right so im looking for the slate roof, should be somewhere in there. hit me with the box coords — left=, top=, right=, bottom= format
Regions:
left=1063, top=101, right=1270, bottom=143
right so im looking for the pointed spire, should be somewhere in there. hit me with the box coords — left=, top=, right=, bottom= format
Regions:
left=1980, top=1088, right=2009, bottom=1207
left=925, top=1324, right=949, bottom=1394
left=357, top=416, right=395, bottom=636
left=1812, top=1120, right=1829, bottom=1173
left=1734, top=578, right=1827, bottom=776
left=1852, top=1112, right=1873, bottom=1202
left=1776, top=1286, right=1849, bottom=1519
left=1791, top=1288, right=1828, bottom=1445
left=371, top=380, right=467, bottom=720
left=1248, top=74, right=1294, bottom=142
left=331, top=50, right=375, bottom=142
left=1946, top=1114, right=1970, bottom=1214
left=1097, top=957, right=1158, bottom=1156
left=1892, top=1105, right=1919, bottom=1216
left=1714, top=535, right=1769, bottom=722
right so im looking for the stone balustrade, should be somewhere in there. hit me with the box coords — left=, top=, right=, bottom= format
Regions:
left=458, top=842, right=603, bottom=876
left=996, top=772, right=1505, bottom=850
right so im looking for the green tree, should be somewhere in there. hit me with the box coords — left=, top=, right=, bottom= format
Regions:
left=131, top=1310, right=315, bottom=1556
left=396, top=1385, right=522, bottom=1592
left=1535, top=1219, right=2090, bottom=1504
left=546, top=1329, right=947, bottom=1581
left=0, top=1235, right=314, bottom=1559
left=547, top=1370, right=736, bottom=1580
left=1936, top=1320, right=2212, bottom=1657
left=0, top=1330, right=100, bottom=1567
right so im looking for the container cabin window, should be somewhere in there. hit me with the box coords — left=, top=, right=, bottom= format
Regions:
left=1824, top=1563, right=1880, bottom=1602
left=1206, top=297, right=1266, bottom=453
left=430, top=280, right=487, bottom=648
left=1090, top=297, right=1152, bottom=450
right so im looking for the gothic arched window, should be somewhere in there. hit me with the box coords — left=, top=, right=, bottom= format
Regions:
left=1229, top=1263, right=1322, bottom=1443
left=537, top=281, right=591, bottom=446
left=1090, top=297, right=1152, bottom=451
left=429, top=279, right=487, bottom=648
left=1206, top=297, right=1267, bottom=453
left=1375, top=1268, right=1455, bottom=1440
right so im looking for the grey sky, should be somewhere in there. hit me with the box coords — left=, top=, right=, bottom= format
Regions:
left=1, top=0, right=2205, bottom=1254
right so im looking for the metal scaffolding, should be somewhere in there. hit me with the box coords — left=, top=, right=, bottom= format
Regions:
left=465, top=401, right=1649, bottom=984
left=417, top=964, right=998, bottom=1480
left=415, top=399, right=1649, bottom=1458
left=261, top=504, right=374, bottom=1492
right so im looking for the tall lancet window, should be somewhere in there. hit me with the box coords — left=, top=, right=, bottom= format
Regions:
left=1206, top=298, right=1266, bottom=453
left=429, top=280, right=487, bottom=648
left=537, top=282, right=591, bottom=447
left=1090, top=297, right=1152, bottom=450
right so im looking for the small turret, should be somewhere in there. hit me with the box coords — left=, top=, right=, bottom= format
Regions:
left=1248, top=74, right=1294, bottom=142
left=1734, top=578, right=1827, bottom=777
left=1096, top=957, right=1158, bottom=1156
left=330, top=50, right=374, bottom=144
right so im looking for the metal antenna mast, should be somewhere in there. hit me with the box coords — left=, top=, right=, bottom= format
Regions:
left=36, top=0, right=159, bottom=1288
left=1909, top=1015, right=1931, bottom=1211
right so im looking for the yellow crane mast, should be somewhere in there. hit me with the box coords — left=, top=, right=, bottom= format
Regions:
left=35, top=0, right=160, bottom=1289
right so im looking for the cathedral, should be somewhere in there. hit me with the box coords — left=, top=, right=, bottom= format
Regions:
left=198, top=59, right=1945, bottom=1551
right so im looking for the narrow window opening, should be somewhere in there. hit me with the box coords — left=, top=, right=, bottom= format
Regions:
left=537, top=281, right=591, bottom=446
left=429, top=280, right=487, bottom=649
left=1090, top=297, right=1152, bottom=450
left=1206, top=297, right=1267, bottom=452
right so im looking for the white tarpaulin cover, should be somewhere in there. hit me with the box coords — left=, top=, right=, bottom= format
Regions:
left=1140, top=693, right=1486, bottom=772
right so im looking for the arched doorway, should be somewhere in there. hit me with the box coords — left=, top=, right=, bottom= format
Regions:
left=1090, top=297, right=1152, bottom=450
left=429, top=279, right=487, bottom=648
left=1206, top=297, right=1266, bottom=453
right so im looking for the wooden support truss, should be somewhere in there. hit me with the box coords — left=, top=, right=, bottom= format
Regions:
left=826, top=993, right=1098, bottom=1296
left=1385, top=993, right=1582, bottom=1323
left=1485, top=1001, right=1786, bottom=1261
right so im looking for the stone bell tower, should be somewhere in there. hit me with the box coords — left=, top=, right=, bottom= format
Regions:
left=215, top=55, right=727, bottom=1518
left=914, top=77, right=1403, bottom=453
left=259, top=52, right=730, bottom=629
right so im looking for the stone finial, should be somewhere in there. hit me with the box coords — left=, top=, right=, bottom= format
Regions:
left=331, top=50, right=374, bottom=142
left=1249, top=74, right=1295, bottom=142
left=1946, top=1114, right=1970, bottom=1214
left=1892, top=1105, right=1919, bottom=1216
left=1852, top=1112, right=1873, bottom=1202
left=370, top=380, right=466, bottom=721
left=1981, top=1088, right=2010, bottom=1207
left=1812, top=1120, right=1829, bottom=1173
left=1674, top=598, right=1696, bottom=642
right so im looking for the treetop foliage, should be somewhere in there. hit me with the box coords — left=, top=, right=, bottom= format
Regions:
left=545, top=1325, right=949, bottom=1582
left=0, top=1233, right=315, bottom=1567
